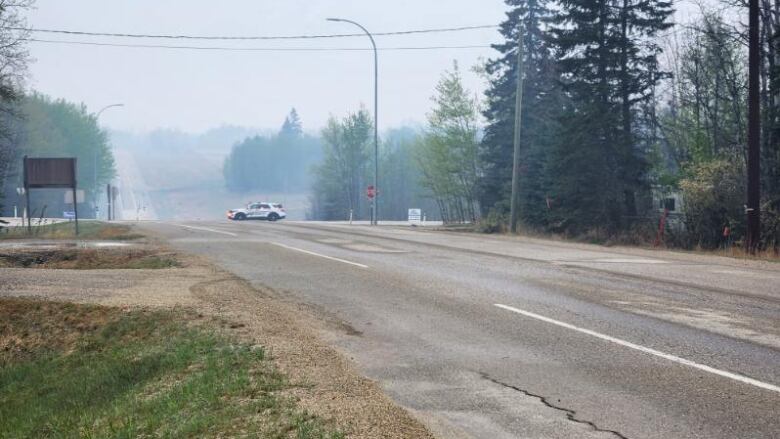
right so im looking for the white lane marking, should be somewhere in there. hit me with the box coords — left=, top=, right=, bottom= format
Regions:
left=177, top=224, right=238, bottom=237
left=271, top=242, right=369, bottom=269
left=494, top=303, right=780, bottom=394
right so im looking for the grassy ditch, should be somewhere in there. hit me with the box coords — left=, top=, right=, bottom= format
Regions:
left=0, top=298, right=343, bottom=439
left=0, top=221, right=145, bottom=241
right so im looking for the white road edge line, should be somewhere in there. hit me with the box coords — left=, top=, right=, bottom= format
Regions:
left=272, top=242, right=369, bottom=269
left=494, top=303, right=780, bottom=394
left=176, top=224, right=238, bottom=237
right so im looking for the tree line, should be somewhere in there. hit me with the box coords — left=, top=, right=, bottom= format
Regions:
left=0, top=94, right=116, bottom=219
left=223, top=109, right=322, bottom=194
left=478, top=0, right=780, bottom=249
left=225, top=0, right=777, bottom=249
left=225, top=108, right=440, bottom=222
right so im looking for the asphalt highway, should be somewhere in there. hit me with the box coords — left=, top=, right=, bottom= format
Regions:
left=139, top=220, right=780, bottom=439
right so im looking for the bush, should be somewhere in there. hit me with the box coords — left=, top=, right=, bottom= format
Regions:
left=476, top=209, right=508, bottom=234
left=762, top=201, right=780, bottom=249
left=679, top=159, right=745, bottom=248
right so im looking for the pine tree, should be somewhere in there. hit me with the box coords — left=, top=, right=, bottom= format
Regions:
left=479, top=0, right=561, bottom=227
left=547, top=0, right=673, bottom=232
left=280, top=108, right=303, bottom=138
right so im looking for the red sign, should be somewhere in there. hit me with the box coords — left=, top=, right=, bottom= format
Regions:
left=367, top=185, right=375, bottom=199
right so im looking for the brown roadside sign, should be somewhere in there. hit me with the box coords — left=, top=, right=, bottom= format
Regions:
left=24, top=157, right=77, bottom=188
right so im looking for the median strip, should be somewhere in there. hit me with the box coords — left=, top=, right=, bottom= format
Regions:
left=494, top=303, right=780, bottom=394
left=272, top=242, right=369, bottom=269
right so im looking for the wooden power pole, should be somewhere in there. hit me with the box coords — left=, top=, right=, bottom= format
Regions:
left=747, top=0, right=761, bottom=252
left=509, top=26, right=526, bottom=234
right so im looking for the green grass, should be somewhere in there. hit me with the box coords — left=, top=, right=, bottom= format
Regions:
left=122, top=254, right=179, bottom=269
left=0, top=301, right=343, bottom=439
left=0, top=221, right=144, bottom=241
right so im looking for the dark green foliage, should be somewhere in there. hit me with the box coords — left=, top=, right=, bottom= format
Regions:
left=546, top=0, right=673, bottom=233
left=479, top=0, right=672, bottom=235
left=223, top=109, right=322, bottom=193
left=480, top=0, right=561, bottom=227
left=0, top=93, right=115, bottom=218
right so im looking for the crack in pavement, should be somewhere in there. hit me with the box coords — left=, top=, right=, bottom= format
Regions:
left=480, top=373, right=630, bottom=439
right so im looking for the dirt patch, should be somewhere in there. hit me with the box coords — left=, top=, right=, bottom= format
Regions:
left=0, top=298, right=119, bottom=364
left=0, top=247, right=179, bottom=269
left=186, top=274, right=433, bottom=438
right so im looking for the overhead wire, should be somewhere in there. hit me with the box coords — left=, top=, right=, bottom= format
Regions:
left=23, top=38, right=493, bottom=52
left=7, top=24, right=500, bottom=41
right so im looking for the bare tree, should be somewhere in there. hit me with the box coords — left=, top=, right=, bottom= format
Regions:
left=0, top=0, right=33, bottom=212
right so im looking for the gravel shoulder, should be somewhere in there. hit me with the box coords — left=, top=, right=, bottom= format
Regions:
left=0, top=240, right=434, bottom=438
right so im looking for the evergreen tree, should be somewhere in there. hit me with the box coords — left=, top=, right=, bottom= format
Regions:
left=547, top=0, right=673, bottom=232
left=223, top=109, right=321, bottom=193
left=280, top=108, right=303, bottom=138
left=479, top=0, right=561, bottom=227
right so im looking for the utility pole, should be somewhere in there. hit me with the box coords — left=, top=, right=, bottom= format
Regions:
left=747, top=0, right=761, bottom=252
left=107, top=184, right=112, bottom=221
left=327, top=18, right=379, bottom=225
left=509, top=25, right=526, bottom=234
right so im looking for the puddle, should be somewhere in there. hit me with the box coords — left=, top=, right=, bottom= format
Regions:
left=90, top=242, right=132, bottom=248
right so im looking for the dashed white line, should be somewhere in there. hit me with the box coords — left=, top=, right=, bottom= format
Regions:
left=176, top=224, right=238, bottom=237
left=271, top=242, right=369, bottom=269
left=494, top=303, right=780, bottom=394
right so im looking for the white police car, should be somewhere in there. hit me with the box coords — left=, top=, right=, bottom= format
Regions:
left=227, top=202, right=286, bottom=221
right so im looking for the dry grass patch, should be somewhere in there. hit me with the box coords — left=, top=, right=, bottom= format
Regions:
left=0, top=221, right=145, bottom=241
left=0, top=248, right=179, bottom=269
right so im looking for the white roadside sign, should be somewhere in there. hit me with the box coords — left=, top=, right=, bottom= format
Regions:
left=408, top=208, right=422, bottom=225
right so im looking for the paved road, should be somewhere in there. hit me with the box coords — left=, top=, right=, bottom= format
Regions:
left=139, top=220, right=780, bottom=439
left=112, top=148, right=157, bottom=221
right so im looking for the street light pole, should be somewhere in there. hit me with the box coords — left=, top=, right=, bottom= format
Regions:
left=327, top=18, right=379, bottom=225
left=94, top=104, right=124, bottom=220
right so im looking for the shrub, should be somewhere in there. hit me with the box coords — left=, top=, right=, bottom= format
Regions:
left=476, top=209, right=508, bottom=234
left=679, top=159, right=745, bottom=248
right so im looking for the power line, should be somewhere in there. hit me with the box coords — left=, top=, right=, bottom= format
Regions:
left=25, top=38, right=492, bottom=52
left=9, top=24, right=499, bottom=41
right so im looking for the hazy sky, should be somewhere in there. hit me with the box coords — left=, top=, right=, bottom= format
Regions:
left=25, top=1, right=509, bottom=134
